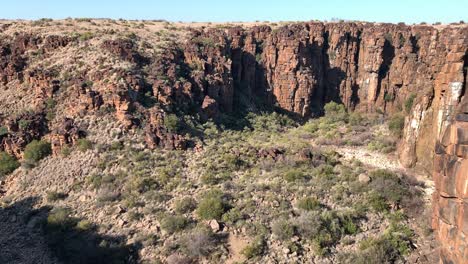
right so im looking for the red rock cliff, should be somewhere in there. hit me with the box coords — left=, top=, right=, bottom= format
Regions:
left=0, top=22, right=467, bottom=263
left=153, top=23, right=467, bottom=170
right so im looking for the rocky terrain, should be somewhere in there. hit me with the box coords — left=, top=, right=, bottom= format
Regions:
left=0, top=18, right=466, bottom=263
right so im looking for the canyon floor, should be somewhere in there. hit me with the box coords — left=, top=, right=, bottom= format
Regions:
left=0, top=106, right=438, bottom=264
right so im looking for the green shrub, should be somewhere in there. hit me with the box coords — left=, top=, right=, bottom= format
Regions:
left=283, top=169, right=305, bottom=182
left=18, top=119, right=31, bottom=130
left=404, top=94, right=416, bottom=113
left=75, top=220, right=93, bottom=231
left=46, top=98, right=56, bottom=109
left=47, top=191, right=68, bottom=202
left=0, top=126, right=8, bottom=136
left=348, top=112, right=365, bottom=126
left=0, top=151, right=20, bottom=177
left=388, top=114, right=405, bottom=138
left=241, top=236, right=265, bottom=259
left=369, top=169, right=409, bottom=206
left=324, top=102, right=348, bottom=122
left=384, top=93, right=394, bottom=102
left=179, top=227, right=216, bottom=257
left=47, top=207, right=74, bottom=227
left=24, top=140, right=52, bottom=162
left=160, top=214, right=188, bottom=234
left=196, top=194, right=227, bottom=220
left=368, top=192, right=390, bottom=212
left=247, top=112, right=295, bottom=132
left=222, top=208, right=243, bottom=224
left=367, top=138, right=396, bottom=153
left=61, top=146, right=72, bottom=157
left=297, top=197, right=321, bottom=211
left=76, top=138, right=93, bottom=152
left=109, top=141, right=123, bottom=151
left=192, top=36, right=216, bottom=47
left=164, top=114, right=180, bottom=133
left=46, top=111, right=56, bottom=121
left=271, top=219, right=295, bottom=241
left=78, top=31, right=94, bottom=41
left=174, top=197, right=197, bottom=214
left=355, top=223, right=413, bottom=263
left=200, top=172, right=219, bottom=185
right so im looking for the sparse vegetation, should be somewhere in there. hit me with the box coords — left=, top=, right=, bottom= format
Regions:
left=46, top=191, right=68, bottom=202
left=196, top=191, right=228, bottom=220
left=272, top=219, right=295, bottom=240
left=24, top=140, right=52, bottom=162
left=297, top=197, right=321, bottom=211
left=174, top=197, right=197, bottom=214
left=164, top=114, right=180, bottom=133
left=388, top=114, right=405, bottom=138
left=160, top=214, right=188, bottom=234
left=241, top=236, right=265, bottom=259
left=0, top=151, right=20, bottom=178
left=405, top=94, right=416, bottom=113
left=76, top=138, right=93, bottom=152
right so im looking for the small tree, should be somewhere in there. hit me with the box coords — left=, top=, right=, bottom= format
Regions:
left=24, top=140, right=52, bottom=162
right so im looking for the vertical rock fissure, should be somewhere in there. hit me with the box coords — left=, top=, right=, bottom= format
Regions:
left=350, top=30, right=362, bottom=109
left=376, top=38, right=395, bottom=105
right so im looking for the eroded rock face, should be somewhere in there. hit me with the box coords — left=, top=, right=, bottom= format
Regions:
left=0, top=111, right=48, bottom=158
left=432, top=94, right=467, bottom=263
left=0, top=34, right=69, bottom=85
left=47, top=118, right=86, bottom=154
left=150, top=23, right=466, bottom=171
left=144, top=107, right=187, bottom=150
left=102, top=38, right=149, bottom=65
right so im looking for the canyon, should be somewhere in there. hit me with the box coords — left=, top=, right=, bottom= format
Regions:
left=0, top=19, right=466, bottom=263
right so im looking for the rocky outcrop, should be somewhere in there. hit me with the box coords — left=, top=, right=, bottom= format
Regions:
left=432, top=91, right=467, bottom=263
left=0, top=34, right=70, bottom=85
left=26, top=68, right=61, bottom=107
left=144, top=108, right=187, bottom=150
left=47, top=118, right=86, bottom=154
left=102, top=39, right=148, bottom=65
left=0, top=111, right=48, bottom=158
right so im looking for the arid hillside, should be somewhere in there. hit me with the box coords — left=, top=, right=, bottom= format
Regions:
left=0, top=18, right=466, bottom=264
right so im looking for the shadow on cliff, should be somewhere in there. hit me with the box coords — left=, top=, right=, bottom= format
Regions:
left=0, top=197, right=139, bottom=264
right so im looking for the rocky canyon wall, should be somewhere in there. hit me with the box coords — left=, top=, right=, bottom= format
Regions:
left=155, top=22, right=468, bottom=263
left=433, top=95, right=467, bottom=263
left=0, top=21, right=467, bottom=263
left=152, top=22, right=467, bottom=169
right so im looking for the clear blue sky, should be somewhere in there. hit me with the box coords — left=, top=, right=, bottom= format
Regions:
left=3, top=0, right=467, bottom=24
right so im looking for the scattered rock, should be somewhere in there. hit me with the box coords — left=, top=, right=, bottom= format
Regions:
left=358, top=173, right=370, bottom=183
left=209, top=219, right=220, bottom=232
